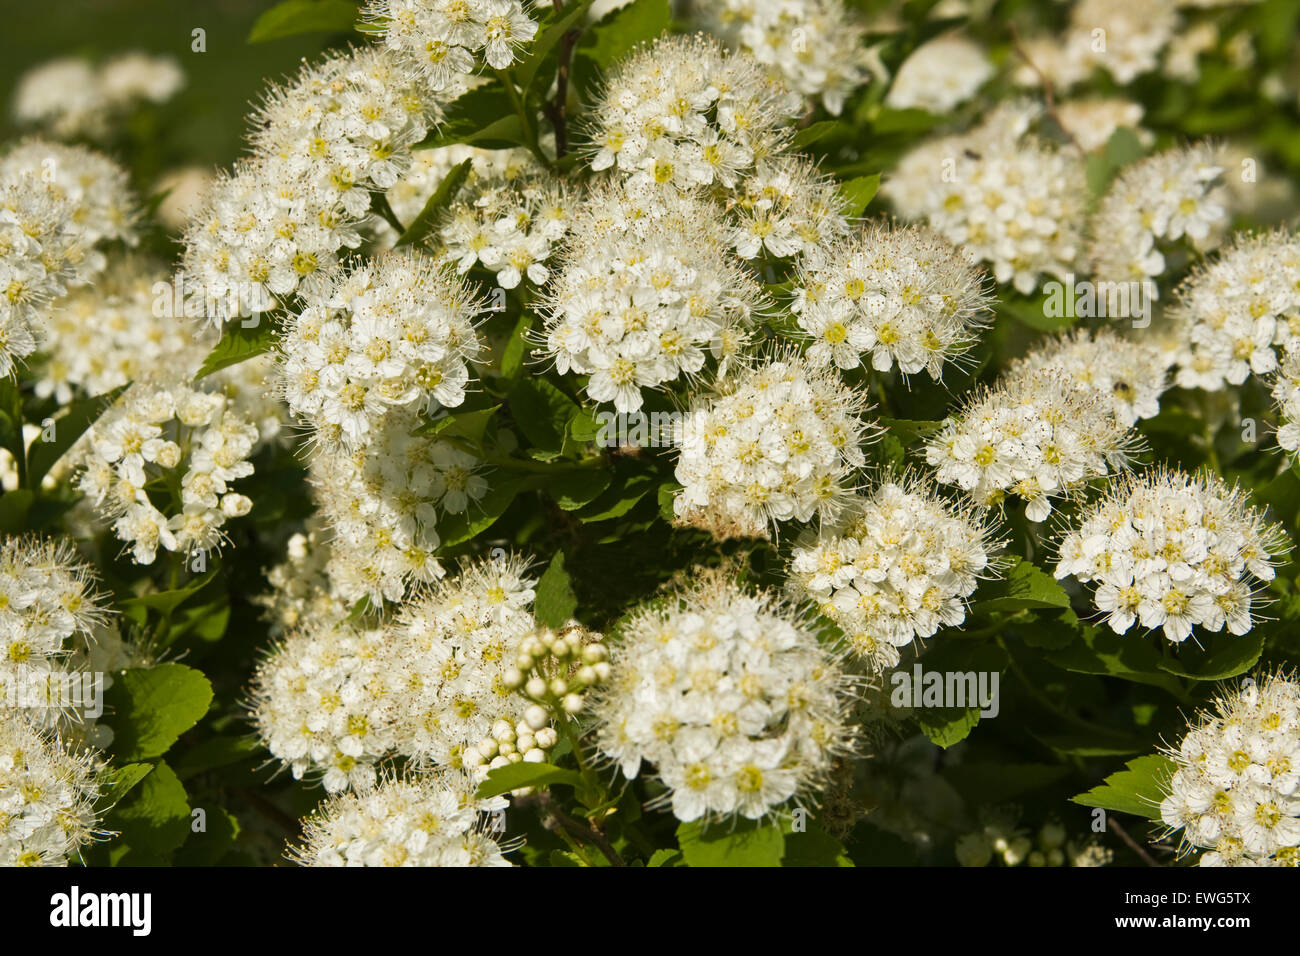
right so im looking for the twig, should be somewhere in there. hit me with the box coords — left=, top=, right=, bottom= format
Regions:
left=235, top=787, right=301, bottom=840
left=1107, top=816, right=1163, bottom=867
left=517, top=790, right=626, bottom=866
left=544, top=1, right=582, bottom=158
left=1008, top=24, right=1085, bottom=153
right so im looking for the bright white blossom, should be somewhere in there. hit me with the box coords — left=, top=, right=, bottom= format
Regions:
left=792, top=220, right=991, bottom=377
left=1088, top=142, right=1228, bottom=287
left=728, top=154, right=851, bottom=260
left=885, top=33, right=992, bottom=114
left=1055, top=469, right=1287, bottom=642
left=673, top=353, right=874, bottom=538
left=884, top=103, right=1088, bottom=294
left=11, top=53, right=184, bottom=140
left=539, top=183, right=764, bottom=412
left=1171, top=229, right=1300, bottom=391
left=1159, top=672, right=1300, bottom=866
left=75, top=381, right=259, bottom=564
left=1007, top=328, right=1172, bottom=427
left=279, top=249, right=482, bottom=450
left=585, top=33, right=803, bottom=192
left=593, top=575, right=858, bottom=822
left=0, top=711, right=105, bottom=866
left=694, top=0, right=876, bottom=115
left=1055, top=98, right=1149, bottom=152
left=1271, top=348, right=1300, bottom=458
left=787, top=479, right=1003, bottom=672
left=925, top=369, right=1139, bottom=521
left=362, top=0, right=539, bottom=91
left=290, top=771, right=512, bottom=866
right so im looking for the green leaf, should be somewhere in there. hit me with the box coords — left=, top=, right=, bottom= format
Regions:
left=509, top=378, right=581, bottom=452
left=579, top=0, right=670, bottom=73
left=677, top=818, right=785, bottom=867
left=838, top=173, right=880, bottom=217
left=0, top=490, right=34, bottom=533
left=27, top=384, right=127, bottom=487
left=395, top=158, right=472, bottom=247
left=416, top=404, right=501, bottom=444
left=549, top=469, right=611, bottom=510
left=119, top=568, right=220, bottom=622
left=792, top=121, right=840, bottom=149
left=435, top=473, right=537, bottom=548
left=1087, top=126, right=1146, bottom=195
left=106, top=663, right=214, bottom=762
left=782, top=822, right=854, bottom=867
left=97, top=762, right=154, bottom=807
left=647, top=848, right=684, bottom=867
left=972, top=557, right=1070, bottom=613
left=475, top=761, right=584, bottom=799
left=417, top=87, right=529, bottom=150
left=103, top=760, right=191, bottom=865
left=516, top=0, right=594, bottom=94
left=534, top=551, right=578, bottom=627
left=578, top=470, right=657, bottom=522
left=172, top=736, right=262, bottom=781
left=248, top=0, right=359, bottom=43
left=1071, top=754, right=1176, bottom=821
left=1045, top=626, right=1187, bottom=697
left=1156, top=630, right=1264, bottom=682
left=501, top=314, right=533, bottom=379
left=193, top=319, right=275, bottom=380
left=879, top=417, right=942, bottom=447
left=910, top=642, right=1008, bottom=748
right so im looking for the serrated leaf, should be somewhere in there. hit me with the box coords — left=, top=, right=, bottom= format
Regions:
left=193, top=319, right=275, bottom=380
left=677, top=818, right=785, bottom=867
left=578, top=470, right=656, bottom=522
left=1045, top=626, right=1187, bottom=697
left=248, top=0, right=358, bottom=43
left=106, top=663, right=214, bottom=762
left=579, top=0, right=670, bottom=74
left=395, top=158, right=472, bottom=247
left=1071, top=754, right=1176, bottom=821
left=534, top=551, right=578, bottom=627
left=475, top=761, right=584, bottom=799
left=792, top=120, right=840, bottom=149
left=1157, top=630, right=1264, bottom=681
left=838, top=173, right=880, bottom=217
left=415, top=404, right=501, bottom=444
left=549, top=469, right=611, bottom=510
left=103, top=760, right=191, bottom=865
left=97, top=762, right=153, bottom=807
left=972, top=557, right=1070, bottom=613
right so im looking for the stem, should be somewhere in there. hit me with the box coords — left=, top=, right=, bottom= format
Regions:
left=543, top=0, right=581, bottom=159
left=1107, top=816, right=1163, bottom=867
left=370, top=191, right=405, bottom=235
left=495, top=68, right=550, bottom=168
left=9, top=383, right=27, bottom=492
left=517, top=790, right=625, bottom=867
left=1008, top=25, right=1084, bottom=153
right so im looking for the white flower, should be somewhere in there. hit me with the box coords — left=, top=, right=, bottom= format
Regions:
left=693, top=0, right=876, bottom=115
left=793, top=221, right=991, bottom=378
left=787, top=478, right=1004, bottom=672
left=539, top=182, right=764, bottom=413
left=1054, top=468, right=1288, bottom=643
left=290, top=771, right=512, bottom=866
left=1158, top=672, right=1300, bottom=867
left=673, top=352, right=875, bottom=539
left=885, top=33, right=992, bottom=114
left=592, top=574, right=859, bottom=822
left=925, top=368, right=1140, bottom=521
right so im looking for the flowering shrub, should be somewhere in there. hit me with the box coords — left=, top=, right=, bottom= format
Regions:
left=2, top=0, right=1300, bottom=871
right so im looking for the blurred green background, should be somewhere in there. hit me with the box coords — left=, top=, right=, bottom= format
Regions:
left=0, top=0, right=349, bottom=168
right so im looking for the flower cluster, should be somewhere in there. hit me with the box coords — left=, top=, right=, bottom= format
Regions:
left=0, top=710, right=105, bottom=866
left=793, top=220, right=991, bottom=378
left=1007, top=329, right=1171, bottom=427
left=290, top=771, right=511, bottom=867
left=1013, top=0, right=1181, bottom=89
left=12, top=53, right=184, bottom=140
left=585, top=33, right=803, bottom=192
left=1171, top=229, right=1300, bottom=391
left=307, top=407, right=486, bottom=605
left=1054, top=469, right=1287, bottom=642
left=0, top=537, right=110, bottom=719
left=885, top=33, right=992, bottom=114
left=279, top=250, right=482, bottom=449
left=252, top=554, right=550, bottom=791
left=34, top=253, right=196, bottom=405
left=692, top=0, right=875, bottom=115
left=75, top=381, right=258, bottom=564
left=1272, top=349, right=1300, bottom=459
left=727, top=154, right=851, bottom=261
left=592, top=575, right=858, bottom=822
left=1159, top=672, right=1300, bottom=866
left=436, top=159, right=573, bottom=290
left=787, top=480, right=1003, bottom=672
left=673, top=353, right=873, bottom=539
left=362, top=0, right=538, bottom=92
left=1087, top=142, right=1227, bottom=287
left=255, top=519, right=349, bottom=637
left=1, top=140, right=139, bottom=376
left=539, top=183, right=764, bottom=412
left=183, top=47, right=437, bottom=324
left=884, top=103, right=1088, bottom=294
left=250, top=619, right=395, bottom=794
left=925, top=369, right=1139, bottom=521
